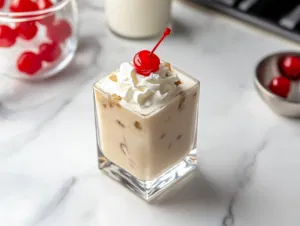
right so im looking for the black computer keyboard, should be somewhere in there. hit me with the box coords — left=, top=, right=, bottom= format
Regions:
left=187, top=0, right=300, bottom=43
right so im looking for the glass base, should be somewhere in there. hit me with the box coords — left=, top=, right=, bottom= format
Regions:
left=97, top=147, right=197, bottom=202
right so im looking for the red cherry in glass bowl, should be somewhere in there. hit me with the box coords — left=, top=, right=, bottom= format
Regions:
left=0, top=0, right=5, bottom=9
left=255, top=51, right=300, bottom=118
left=0, top=25, right=17, bottom=47
left=15, top=22, right=38, bottom=40
left=0, top=0, right=78, bottom=80
left=47, top=19, right=72, bottom=43
left=9, top=0, right=39, bottom=12
left=38, top=42, right=62, bottom=62
left=37, top=0, right=56, bottom=26
left=279, top=56, right=300, bottom=80
left=17, top=51, right=42, bottom=76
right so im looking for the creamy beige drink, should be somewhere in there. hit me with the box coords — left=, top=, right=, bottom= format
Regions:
left=94, top=62, right=199, bottom=180
left=93, top=29, right=199, bottom=200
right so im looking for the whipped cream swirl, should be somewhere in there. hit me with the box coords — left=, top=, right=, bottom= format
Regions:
left=111, top=62, right=180, bottom=107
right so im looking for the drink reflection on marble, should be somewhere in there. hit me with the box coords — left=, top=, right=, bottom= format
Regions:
left=93, top=29, right=200, bottom=201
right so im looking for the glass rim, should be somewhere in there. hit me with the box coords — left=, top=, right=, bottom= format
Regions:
left=0, top=0, right=71, bottom=19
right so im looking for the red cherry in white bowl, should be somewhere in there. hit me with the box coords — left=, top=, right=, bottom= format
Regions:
left=133, top=28, right=171, bottom=76
left=255, top=52, right=300, bottom=117
left=279, top=56, right=300, bottom=79
left=268, top=76, right=291, bottom=98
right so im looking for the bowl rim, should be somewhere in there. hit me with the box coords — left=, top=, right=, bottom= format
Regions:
left=0, top=0, right=71, bottom=19
left=254, top=51, right=300, bottom=105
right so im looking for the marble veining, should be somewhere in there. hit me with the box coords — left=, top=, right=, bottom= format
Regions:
left=29, top=177, right=77, bottom=226
left=222, top=140, right=268, bottom=226
left=1, top=0, right=300, bottom=226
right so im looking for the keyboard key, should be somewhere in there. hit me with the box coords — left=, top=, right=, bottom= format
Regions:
left=216, top=0, right=238, bottom=6
left=238, top=0, right=259, bottom=11
left=233, top=0, right=247, bottom=8
left=295, top=21, right=300, bottom=33
left=187, top=0, right=300, bottom=42
left=247, top=0, right=299, bottom=22
left=280, top=5, right=300, bottom=29
left=246, top=0, right=272, bottom=14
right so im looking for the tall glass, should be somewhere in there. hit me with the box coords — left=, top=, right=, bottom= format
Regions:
left=93, top=66, right=200, bottom=201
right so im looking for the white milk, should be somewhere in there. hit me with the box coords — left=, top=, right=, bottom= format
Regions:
left=105, top=0, right=172, bottom=38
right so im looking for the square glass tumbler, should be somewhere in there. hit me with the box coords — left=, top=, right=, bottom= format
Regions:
left=93, top=67, right=200, bottom=201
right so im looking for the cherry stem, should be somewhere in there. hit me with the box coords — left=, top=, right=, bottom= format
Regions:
left=149, top=28, right=171, bottom=57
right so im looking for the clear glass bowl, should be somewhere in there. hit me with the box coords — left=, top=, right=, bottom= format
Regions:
left=0, top=0, right=78, bottom=80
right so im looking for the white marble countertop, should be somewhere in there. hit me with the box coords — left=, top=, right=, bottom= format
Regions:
left=1, top=0, right=300, bottom=226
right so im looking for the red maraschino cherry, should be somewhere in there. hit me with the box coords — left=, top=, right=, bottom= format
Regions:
left=268, top=76, right=290, bottom=98
left=38, top=42, right=62, bottom=62
left=16, top=22, right=38, bottom=40
left=133, top=28, right=171, bottom=76
left=9, top=0, right=38, bottom=12
left=47, top=19, right=72, bottom=43
left=17, top=51, right=42, bottom=75
left=0, top=0, right=5, bottom=9
left=37, top=0, right=56, bottom=26
left=279, top=56, right=300, bottom=79
left=0, top=25, right=17, bottom=47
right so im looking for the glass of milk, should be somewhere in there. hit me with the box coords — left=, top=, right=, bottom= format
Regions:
left=105, top=0, right=172, bottom=39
